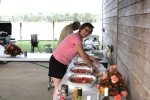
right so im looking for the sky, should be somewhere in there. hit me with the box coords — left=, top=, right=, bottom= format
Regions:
left=0, top=0, right=102, bottom=15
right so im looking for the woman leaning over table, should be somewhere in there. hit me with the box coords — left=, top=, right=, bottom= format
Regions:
left=48, top=22, right=99, bottom=99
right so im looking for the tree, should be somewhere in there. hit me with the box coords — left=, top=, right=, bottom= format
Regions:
left=0, top=12, right=101, bottom=22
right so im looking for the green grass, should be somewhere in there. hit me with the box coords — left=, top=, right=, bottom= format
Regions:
left=15, top=40, right=57, bottom=52
left=15, top=40, right=102, bottom=53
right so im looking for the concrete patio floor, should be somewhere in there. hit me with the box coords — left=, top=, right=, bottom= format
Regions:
left=0, top=61, right=54, bottom=100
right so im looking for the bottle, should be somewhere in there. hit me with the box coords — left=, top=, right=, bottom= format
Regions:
left=72, top=87, right=78, bottom=100
left=77, top=87, right=83, bottom=100
left=96, top=91, right=101, bottom=100
left=24, top=51, right=27, bottom=57
left=58, top=90, right=66, bottom=100
left=102, top=87, right=110, bottom=100
left=61, top=84, right=68, bottom=96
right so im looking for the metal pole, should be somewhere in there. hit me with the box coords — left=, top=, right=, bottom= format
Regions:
left=20, top=22, right=22, bottom=47
left=53, top=21, right=55, bottom=49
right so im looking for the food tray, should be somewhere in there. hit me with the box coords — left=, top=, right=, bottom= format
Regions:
left=68, top=74, right=97, bottom=90
left=73, top=61, right=88, bottom=66
left=70, top=66, right=93, bottom=74
left=92, top=50, right=103, bottom=55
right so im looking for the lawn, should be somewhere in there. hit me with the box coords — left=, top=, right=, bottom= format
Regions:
left=15, top=40, right=102, bottom=53
left=15, top=40, right=57, bottom=53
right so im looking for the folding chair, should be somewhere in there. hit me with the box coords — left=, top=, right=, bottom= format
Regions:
left=48, top=76, right=54, bottom=90
left=48, top=67, right=54, bottom=90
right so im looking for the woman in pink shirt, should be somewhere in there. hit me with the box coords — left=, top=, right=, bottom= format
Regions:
left=48, top=22, right=99, bottom=98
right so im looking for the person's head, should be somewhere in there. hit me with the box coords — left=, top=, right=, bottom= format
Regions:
left=72, top=21, right=81, bottom=31
left=79, top=22, right=94, bottom=38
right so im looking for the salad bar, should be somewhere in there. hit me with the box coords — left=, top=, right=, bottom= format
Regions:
left=53, top=54, right=127, bottom=100
left=53, top=59, right=107, bottom=100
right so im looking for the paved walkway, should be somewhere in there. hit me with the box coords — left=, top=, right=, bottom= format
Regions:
left=0, top=61, right=53, bottom=100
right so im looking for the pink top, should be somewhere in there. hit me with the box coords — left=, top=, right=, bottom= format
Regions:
left=53, top=32, right=82, bottom=65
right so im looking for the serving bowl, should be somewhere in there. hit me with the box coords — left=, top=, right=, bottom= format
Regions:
left=73, top=61, right=88, bottom=66
left=68, top=74, right=97, bottom=90
left=70, top=66, right=93, bottom=74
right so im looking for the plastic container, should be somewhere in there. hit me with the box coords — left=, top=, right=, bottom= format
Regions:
left=68, top=74, right=97, bottom=90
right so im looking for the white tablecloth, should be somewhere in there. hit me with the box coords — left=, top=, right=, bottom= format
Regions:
left=53, top=60, right=126, bottom=100
left=0, top=53, right=52, bottom=61
left=53, top=60, right=105, bottom=100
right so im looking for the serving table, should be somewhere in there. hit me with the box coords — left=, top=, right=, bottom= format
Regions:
left=0, top=53, right=52, bottom=61
left=53, top=61, right=99, bottom=100
left=0, top=51, right=108, bottom=64
left=53, top=60, right=126, bottom=100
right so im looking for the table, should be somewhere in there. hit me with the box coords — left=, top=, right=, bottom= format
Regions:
left=0, top=53, right=52, bottom=61
left=53, top=60, right=110, bottom=100
left=0, top=52, right=108, bottom=68
left=53, top=61, right=100, bottom=100
left=53, top=60, right=126, bottom=100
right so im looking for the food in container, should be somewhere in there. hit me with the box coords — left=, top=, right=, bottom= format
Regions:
left=73, top=61, right=88, bottom=66
left=70, top=66, right=93, bottom=74
left=70, top=77, right=94, bottom=83
left=68, top=74, right=97, bottom=90
left=57, top=90, right=66, bottom=100
left=58, top=90, right=65, bottom=95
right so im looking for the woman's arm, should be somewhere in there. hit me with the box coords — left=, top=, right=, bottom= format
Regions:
left=75, top=44, right=97, bottom=70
